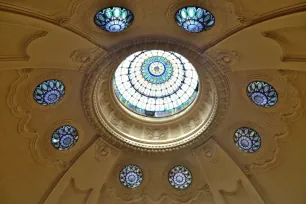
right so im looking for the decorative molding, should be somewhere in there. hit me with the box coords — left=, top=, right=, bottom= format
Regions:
left=202, top=3, right=306, bottom=51
left=250, top=70, right=305, bottom=171
left=82, top=38, right=230, bottom=152
left=226, top=0, right=255, bottom=25
left=205, top=49, right=240, bottom=73
left=262, top=27, right=306, bottom=62
left=219, top=179, right=243, bottom=196
left=100, top=183, right=214, bottom=204
left=70, top=47, right=105, bottom=72
left=0, top=2, right=105, bottom=49
left=0, top=22, right=47, bottom=61
left=58, top=178, right=92, bottom=204
left=7, top=69, right=79, bottom=172
left=95, top=138, right=112, bottom=161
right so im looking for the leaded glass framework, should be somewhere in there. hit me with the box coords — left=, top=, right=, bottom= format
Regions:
left=175, top=7, right=215, bottom=33
left=119, top=165, right=143, bottom=188
left=247, top=81, right=278, bottom=107
left=94, top=7, right=134, bottom=32
left=113, top=50, right=199, bottom=118
left=234, top=127, right=261, bottom=153
left=33, top=79, right=65, bottom=105
left=51, top=125, right=78, bottom=151
left=168, top=165, right=192, bottom=190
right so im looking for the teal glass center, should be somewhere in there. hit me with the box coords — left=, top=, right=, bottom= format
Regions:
left=141, top=56, right=173, bottom=84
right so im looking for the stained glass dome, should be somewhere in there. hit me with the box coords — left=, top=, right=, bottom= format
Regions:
left=168, top=165, right=192, bottom=190
left=175, top=7, right=215, bottom=33
left=234, top=127, right=261, bottom=153
left=94, top=7, right=134, bottom=32
left=113, top=50, right=199, bottom=118
left=247, top=81, right=278, bottom=107
left=33, top=79, right=65, bottom=105
left=51, top=125, right=78, bottom=151
left=119, top=165, right=143, bottom=188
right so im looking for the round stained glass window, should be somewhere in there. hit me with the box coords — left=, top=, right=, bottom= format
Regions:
left=34, top=79, right=65, bottom=105
left=247, top=81, right=278, bottom=107
left=119, top=165, right=143, bottom=188
left=94, top=7, right=134, bottom=32
left=234, top=127, right=261, bottom=153
left=113, top=50, right=199, bottom=118
left=168, top=165, right=192, bottom=190
left=51, top=125, right=78, bottom=151
left=175, top=7, right=215, bottom=33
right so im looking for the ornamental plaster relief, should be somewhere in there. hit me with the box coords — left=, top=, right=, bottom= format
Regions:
left=7, top=68, right=96, bottom=172
left=83, top=39, right=230, bottom=152
left=43, top=138, right=119, bottom=204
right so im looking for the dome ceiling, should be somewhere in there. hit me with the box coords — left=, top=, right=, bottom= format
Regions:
left=1, top=1, right=306, bottom=204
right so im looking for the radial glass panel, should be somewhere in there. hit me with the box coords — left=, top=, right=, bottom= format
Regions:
left=94, top=7, right=134, bottom=32
left=33, top=79, right=65, bottom=105
left=119, top=165, right=143, bottom=188
left=113, top=50, right=199, bottom=118
left=234, top=127, right=261, bottom=153
left=247, top=81, right=278, bottom=107
left=168, top=165, right=192, bottom=190
left=175, top=7, right=215, bottom=33
left=51, top=125, right=78, bottom=151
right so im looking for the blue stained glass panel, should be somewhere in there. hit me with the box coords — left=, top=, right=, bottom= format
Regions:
left=234, top=127, right=261, bottom=153
left=247, top=81, right=278, bottom=107
left=175, top=7, right=215, bottom=33
left=51, top=125, right=78, bottom=151
left=119, top=165, right=143, bottom=188
left=168, top=165, right=192, bottom=190
left=94, top=7, right=134, bottom=32
left=113, top=50, right=199, bottom=118
left=33, top=79, right=65, bottom=106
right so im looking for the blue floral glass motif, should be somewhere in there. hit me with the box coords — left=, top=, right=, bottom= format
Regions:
left=168, top=165, right=192, bottom=190
left=175, top=7, right=215, bottom=33
left=247, top=81, right=278, bottom=107
left=94, top=7, right=134, bottom=32
left=51, top=125, right=78, bottom=151
left=120, top=165, right=143, bottom=188
left=234, top=127, right=261, bottom=153
left=33, top=79, right=65, bottom=105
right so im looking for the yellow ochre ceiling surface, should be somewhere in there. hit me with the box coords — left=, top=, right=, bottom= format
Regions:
left=1, top=0, right=306, bottom=203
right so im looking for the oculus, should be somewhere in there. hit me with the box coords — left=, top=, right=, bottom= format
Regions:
left=113, top=50, right=199, bottom=118
left=175, top=7, right=215, bottom=33
left=51, top=125, right=78, bottom=151
left=168, top=165, right=192, bottom=190
left=94, top=7, right=134, bottom=32
left=119, top=165, right=143, bottom=188
left=33, top=79, right=65, bottom=106
left=234, top=127, right=261, bottom=153
left=247, top=81, right=278, bottom=107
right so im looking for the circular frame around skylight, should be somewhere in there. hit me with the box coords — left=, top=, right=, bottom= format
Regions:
left=83, top=40, right=229, bottom=152
left=113, top=50, right=199, bottom=118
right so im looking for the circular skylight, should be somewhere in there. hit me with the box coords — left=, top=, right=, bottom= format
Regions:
left=175, top=7, right=215, bottom=33
left=51, top=125, right=78, bottom=151
left=119, top=165, right=143, bottom=188
left=234, top=127, right=261, bottom=153
left=113, top=50, right=199, bottom=118
left=33, top=79, right=65, bottom=105
left=168, top=165, right=192, bottom=190
left=94, top=7, right=134, bottom=32
left=247, top=81, right=278, bottom=107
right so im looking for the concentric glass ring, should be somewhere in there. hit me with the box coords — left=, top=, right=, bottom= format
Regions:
left=113, top=50, right=199, bottom=118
